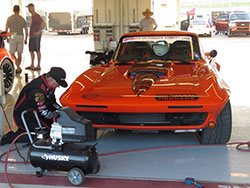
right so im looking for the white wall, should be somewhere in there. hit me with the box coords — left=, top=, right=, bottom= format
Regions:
left=0, top=0, right=12, bottom=30
left=153, top=0, right=180, bottom=30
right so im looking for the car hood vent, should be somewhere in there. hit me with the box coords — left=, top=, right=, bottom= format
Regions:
left=132, top=72, right=159, bottom=96
left=128, top=61, right=172, bottom=96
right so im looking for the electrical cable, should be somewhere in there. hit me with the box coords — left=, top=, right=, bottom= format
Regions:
left=0, top=104, right=26, bottom=162
left=4, top=132, right=27, bottom=188
left=236, top=142, right=250, bottom=152
left=0, top=144, right=30, bottom=164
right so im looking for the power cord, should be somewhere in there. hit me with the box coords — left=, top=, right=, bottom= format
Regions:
left=4, top=132, right=27, bottom=188
left=0, top=104, right=26, bottom=162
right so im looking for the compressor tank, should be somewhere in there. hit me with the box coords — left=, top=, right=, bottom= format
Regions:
left=30, top=142, right=99, bottom=174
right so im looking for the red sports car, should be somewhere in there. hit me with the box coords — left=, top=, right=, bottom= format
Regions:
left=0, top=32, right=15, bottom=93
left=60, top=31, right=231, bottom=144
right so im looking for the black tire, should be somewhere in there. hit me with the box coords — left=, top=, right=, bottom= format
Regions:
left=68, top=168, right=85, bottom=186
left=0, top=58, right=14, bottom=93
left=228, top=29, right=232, bottom=37
left=199, top=100, right=232, bottom=144
left=92, top=160, right=101, bottom=174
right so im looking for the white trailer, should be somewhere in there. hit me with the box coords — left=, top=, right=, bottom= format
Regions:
left=48, top=12, right=75, bottom=34
left=93, top=0, right=151, bottom=51
left=93, top=0, right=180, bottom=51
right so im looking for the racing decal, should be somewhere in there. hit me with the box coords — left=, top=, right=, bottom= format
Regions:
left=123, top=36, right=192, bottom=43
left=41, top=109, right=52, bottom=118
left=34, top=92, right=45, bottom=102
left=41, top=154, right=69, bottom=161
left=37, top=105, right=46, bottom=111
left=156, top=94, right=198, bottom=101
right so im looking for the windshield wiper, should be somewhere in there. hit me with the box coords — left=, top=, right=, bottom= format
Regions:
left=172, top=60, right=195, bottom=65
left=115, top=61, right=133, bottom=66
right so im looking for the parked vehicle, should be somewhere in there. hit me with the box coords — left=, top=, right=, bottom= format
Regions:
left=215, top=11, right=250, bottom=36
left=215, top=13, right=230, bottom=33
left=181, top=20, right=189, bottom=31
left=60, top=31, right=232, bottom=144
left=48, top=12, right=73, bottom=34
left=76, top=16, right=91, bottom=34
left=227, top=12, right=250, bottom=37
left=85, top=49, right=114, bottom=66
left=0, top=31, right=15, bottom=93
left=48, top=12, right=89, bottom=35
left=188, top=19, right=213, bottom=37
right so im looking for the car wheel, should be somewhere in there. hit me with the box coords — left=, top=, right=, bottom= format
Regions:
left=0, top=58, right=14, bottom=93
left=228, top=29, right=232, bottom=37
left=198, top=100, right=232, bottom=144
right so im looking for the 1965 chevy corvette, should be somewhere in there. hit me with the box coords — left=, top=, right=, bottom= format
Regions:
left=60, top=31, right=231, bottom=144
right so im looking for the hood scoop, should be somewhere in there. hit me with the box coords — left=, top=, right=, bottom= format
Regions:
left=131, top=72, right=159, bottom=96
left=128, top=61, right=172, bottom=96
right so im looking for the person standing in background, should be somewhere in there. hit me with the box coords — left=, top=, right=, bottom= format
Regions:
left=139, top=8, right=158, bottom=31
left=25, top=3, right=46, bottom=71
left=5, top=5, right=28, bottom=74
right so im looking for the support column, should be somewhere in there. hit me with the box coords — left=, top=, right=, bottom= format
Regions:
left=0, top=70, right=6, bottom=139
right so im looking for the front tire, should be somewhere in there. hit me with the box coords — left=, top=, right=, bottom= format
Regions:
left=199, top=100, right=232, bottom=144
left=228, top=29, right=233, bottom=37
left=0, top=58, right=14, bottom=93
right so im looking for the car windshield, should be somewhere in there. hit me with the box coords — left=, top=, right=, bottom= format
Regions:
left=113, top=35, right=201, bottom=62
left=230, top=13, right=250, bottom=21
left=217, top=14, right=229, bottom=21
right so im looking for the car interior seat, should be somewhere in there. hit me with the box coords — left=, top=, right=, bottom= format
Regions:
left=129, top=42, right=152, bottom=59
left=168, top=41, right=192, bottom=60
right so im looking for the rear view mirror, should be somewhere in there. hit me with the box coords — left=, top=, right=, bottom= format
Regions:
left=210, top=50, right=217, bottom=58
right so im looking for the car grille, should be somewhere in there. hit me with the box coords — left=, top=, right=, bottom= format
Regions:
left=237, top=22, right=249, bottom=27
left=237, top=28, right=249, bottom=31
left=77, top=112, right=208, bottom=126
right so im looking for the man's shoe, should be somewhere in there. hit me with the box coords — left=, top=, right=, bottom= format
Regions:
left=0, top=131, right=15, bottom=145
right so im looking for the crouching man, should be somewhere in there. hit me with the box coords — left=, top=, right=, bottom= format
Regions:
left=0, top=67, right=68, bottom=145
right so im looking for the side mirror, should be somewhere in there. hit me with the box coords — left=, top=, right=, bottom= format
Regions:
left=210, top=50, right=217, bottom=58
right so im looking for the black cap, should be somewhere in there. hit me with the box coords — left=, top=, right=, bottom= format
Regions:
left=26, top=3, right=34, bottom=7
left=48, top=67, right=68, bottom=88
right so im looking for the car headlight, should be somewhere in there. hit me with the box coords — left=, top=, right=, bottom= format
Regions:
left=229, top=22, right=236, bottom=27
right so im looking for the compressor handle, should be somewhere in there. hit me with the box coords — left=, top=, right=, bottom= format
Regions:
left=21, top=109, right=43, bottom=144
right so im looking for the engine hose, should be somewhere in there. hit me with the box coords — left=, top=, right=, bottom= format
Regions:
left=4, top=132, right=27, bottom=188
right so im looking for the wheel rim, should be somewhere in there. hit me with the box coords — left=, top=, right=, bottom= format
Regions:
left=68, top=169, right=83, bottom=185
left=1, top=59, right=14, bottom=93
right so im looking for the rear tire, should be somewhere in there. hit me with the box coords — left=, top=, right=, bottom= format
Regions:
left=199, top=100, right=232, bottom=144
left=0, top=58, right=14, bottom=93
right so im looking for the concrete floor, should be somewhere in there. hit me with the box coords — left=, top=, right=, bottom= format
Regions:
left=1, top=33, right=250, bottom=187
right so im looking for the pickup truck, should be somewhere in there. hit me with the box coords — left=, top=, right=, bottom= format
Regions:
left=215, top=11, right=250, bottom=36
